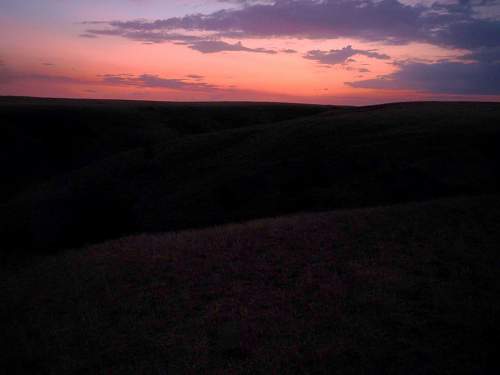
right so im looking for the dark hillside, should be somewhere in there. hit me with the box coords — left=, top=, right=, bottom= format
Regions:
left=0, top=97, right=330, bottom=202
left=1, top=99, right=500, bottom=255
left=2, top=195, right=499, bottom=373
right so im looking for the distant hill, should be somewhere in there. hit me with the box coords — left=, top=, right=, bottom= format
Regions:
left=0, top=97, right=330, bottom=203
left=2, top=195, right=499, bottom=373
left=1, top=98, right=500, bottom=255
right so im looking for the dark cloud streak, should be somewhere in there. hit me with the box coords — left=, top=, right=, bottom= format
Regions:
left=0, top=68, right=219, bottom=93
left=99, top=73, right=217, bottom=90
left=347, top=60, right=500, bottom=95
left=305, top=45, right=390, bottom=66
left=188, top=40, right=276, bottom=53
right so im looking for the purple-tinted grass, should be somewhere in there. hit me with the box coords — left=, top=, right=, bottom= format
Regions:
left=1, top=195, right=499, bottom=373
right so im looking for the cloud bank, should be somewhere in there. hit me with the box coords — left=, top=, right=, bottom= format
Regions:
left=347, top=60, right=500, bottom=95
left=79, top=0, right=500, bottom=95
left=84, top=0, right=500, bottom=50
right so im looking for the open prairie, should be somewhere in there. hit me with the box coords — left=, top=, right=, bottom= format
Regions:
left=2, top=195, right=499, bottom=373
left=1, top=97, right=500, bottom=373
left=2, top=98, right=500, bottom=256
left=3, top=0, right=500, bottom=372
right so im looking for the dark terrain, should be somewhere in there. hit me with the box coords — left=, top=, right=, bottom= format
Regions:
left=1, top=97, right=500, bottom=256
left=1, top=97, right=499, bottom=373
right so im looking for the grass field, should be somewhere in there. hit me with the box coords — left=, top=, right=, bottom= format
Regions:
left=2, top=195, right=499, bottom=373
left=1, top=97, right=499, bottom=373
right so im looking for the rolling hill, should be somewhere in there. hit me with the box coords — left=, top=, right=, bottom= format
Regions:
left=1, top=98, right=500, bottom=256
left=2, top=195, right=499, bottom=373
left=1, top=97, right=500, bottom=373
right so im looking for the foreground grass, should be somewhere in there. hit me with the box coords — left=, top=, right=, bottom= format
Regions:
left=2, top=195, right=499, bottom=374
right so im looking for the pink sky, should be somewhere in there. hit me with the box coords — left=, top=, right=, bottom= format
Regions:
left=1, top=0, right=499, bottom=105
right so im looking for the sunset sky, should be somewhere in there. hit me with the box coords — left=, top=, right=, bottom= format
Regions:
left=1, top=0, right=499, bottom=105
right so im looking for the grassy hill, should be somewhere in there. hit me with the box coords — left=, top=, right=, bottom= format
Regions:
left=1, top=98, right=500, bottom=255
left=0, top=97, right=329, bottom=203
left=1, top=98, right=499, bottom=373
left=2, top=195, right=499, bottom=373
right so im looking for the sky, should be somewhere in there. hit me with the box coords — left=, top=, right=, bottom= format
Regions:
left=1, top=0, right=500, bottom=105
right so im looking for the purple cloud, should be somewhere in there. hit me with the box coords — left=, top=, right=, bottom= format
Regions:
left=460, top=46, right=500, bottom=63
left=347, top=60, right=500, bottom=95
left=188, top=40, right=276, bottom=54
left=82, top=27, right=205, bottom=44
left=99, top=73, right=217, bottom=90
left=79, top=33, right=98, bottom=39
left=0, top=67, right=218, bottom=93
left=304, top=46, right=390, bottom=66
left=81, top=26, right=277, bottom=54
left=84, top=0, right=500, bottom=50
left=186, top=74, right=204, bottom=80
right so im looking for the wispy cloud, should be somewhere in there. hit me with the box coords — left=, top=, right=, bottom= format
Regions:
left=304, top=46, right=390, bottom=66
left=0, top=66, right=218, bottom=92
left=188, top=40, right=276, bottom=54
left=81, top=26, right=277, bottom=54
left=99, top=73, right=218, bottom=90
left=79, top=33, right=98, bottom=39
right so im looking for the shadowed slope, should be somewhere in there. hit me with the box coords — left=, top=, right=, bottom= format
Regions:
left=2, top=195, right=499, bottom=373
left=1, top=100, right=500, bottom=255
left=0, top=97, right=331, bottom=202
